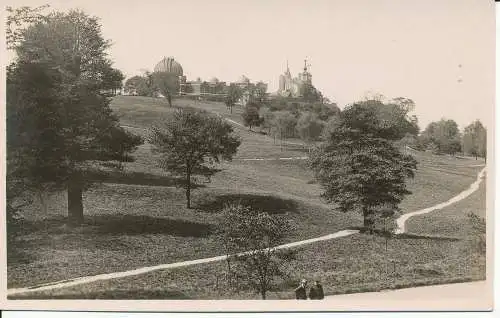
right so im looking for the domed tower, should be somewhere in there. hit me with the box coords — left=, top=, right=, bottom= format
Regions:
left=154, top=56, right=185, bottom=95
left=154, top=56, right=184, bottom=76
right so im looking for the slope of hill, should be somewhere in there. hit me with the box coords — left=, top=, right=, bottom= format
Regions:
left=7, top=96, right=486, bottom=298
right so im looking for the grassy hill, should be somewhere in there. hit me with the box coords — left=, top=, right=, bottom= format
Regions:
left=8, top=96, right=487, bottom=298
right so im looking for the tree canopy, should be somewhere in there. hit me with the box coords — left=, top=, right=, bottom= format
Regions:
left=462, top=120, right=487, bottom=160
left=309, top=101, right=418, bottom=232
left=7, top=8, right=142, bottom=224
left=419, top=119, right=462, bottom=154
left=152, top=71, right=179, bottom=107
left=242, top=101, right=263, bottom=131
left=148, top=108, right=241, bottom=208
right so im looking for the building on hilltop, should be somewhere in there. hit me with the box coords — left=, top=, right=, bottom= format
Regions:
left=277, top=59, right=313, bottom=98
left=150, top=56, right=268, bottom=105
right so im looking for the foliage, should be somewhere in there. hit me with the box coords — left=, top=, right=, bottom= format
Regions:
left=101, top=67, right=125, bottom=95
left=148, top=108, right=240, bottom=208
left=225, top=84, right=242, bottom=113
left=152, top=71, right=179, bottom=107
left=270, top=111, right=297, bottom=140
left=462, top=120, right=487, bottom=159
left=296, top=112, right=325, bottom=144
left=6, top=5, right=50, bottom=49
left=419, top=119, right=462, bottom=155
left=217, top=204, right=294, bottom=299
left=7, top=8, right=143, bottom=224
left=242, top=101, right=263, bottom=130
left=309, top=101, right=418, bottom=232
left=467, top=212, right=486, bottom=254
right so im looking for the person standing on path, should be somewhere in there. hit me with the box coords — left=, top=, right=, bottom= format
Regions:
left=295, top=279, right=308, bottom=299
left=308, top=280, right=324, bottom=300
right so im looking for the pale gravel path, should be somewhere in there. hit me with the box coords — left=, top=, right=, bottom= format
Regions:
left=395, top=166, right=486, bottom=234
left=7, top=230, right=359, bottom=296
left=7, top=133, right=486, bottom=297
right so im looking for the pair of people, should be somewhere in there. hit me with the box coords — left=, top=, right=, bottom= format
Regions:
left=294, top=279, right=324, bottom=300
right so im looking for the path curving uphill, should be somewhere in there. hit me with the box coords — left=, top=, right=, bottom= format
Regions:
left=7, top=167, right=486, bottom=296
left=395, top=166, right=486, bottom=234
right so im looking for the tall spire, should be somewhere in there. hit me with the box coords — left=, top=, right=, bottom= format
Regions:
left=286, top=59, right=290, bottom=72
left=304, top=58, right=308, bottom=71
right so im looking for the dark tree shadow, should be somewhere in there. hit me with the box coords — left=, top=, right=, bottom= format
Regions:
left=14, top=215, right=214, bottom=237
left=197, top=193, right=299, bottom=214
left=87, top=215, right=214, bottom=237
left=86, top=170, right=205, bottom=189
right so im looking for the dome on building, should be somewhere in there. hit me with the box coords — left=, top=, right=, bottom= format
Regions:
left=154, top=56, right=183, bottom=76
left=209, top=77, right=219, bottom=83
left=237, top=75, right=250, bottom=83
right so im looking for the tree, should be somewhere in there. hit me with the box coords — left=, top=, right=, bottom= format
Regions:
left=6, top=5, right=50, bottom=49
left=101, top=66, right=124, bottom=95
left=124, top=75, right=144, bottom=95
left=152, top=71, right=179, bottom=107
left=296, top=112, right=324, bottom=151
left=260, top=107, right=275, bottom=134
left=225, top=84, right=242, bottom=114
left=271, top=111, right=297, bottom=148
left=420, top=119, right=462, bottom=155
left=217, top=204, right=294, bottom=300
left=309, top=102, right=418, bottom=232
left=7, top=9, right=143, bottom=224
left=148, top=108, right=240, bottom=208
left=463, top=120, right=487, bottom=160
left=242, top=101, right=262, bottom=131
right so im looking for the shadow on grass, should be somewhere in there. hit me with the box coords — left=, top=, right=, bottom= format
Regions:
left=197, top=193, right=299, bottom=214
left=86, top=170, right=205, bottom=189
left=9, top=289, right=192, bottom=300
left=14, top=215, right=214, bottom=237
left=349, top=227, right=461, bottom=241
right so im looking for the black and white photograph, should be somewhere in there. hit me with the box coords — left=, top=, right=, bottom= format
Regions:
left=1, top=0, right=495, bottom=312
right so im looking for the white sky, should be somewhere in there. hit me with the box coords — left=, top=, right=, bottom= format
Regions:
left=3, top=0, right=495, bottom=129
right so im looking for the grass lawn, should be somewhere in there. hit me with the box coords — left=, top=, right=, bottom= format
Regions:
left=7, top=182, right=358, bottom=288
left=7, top=96, right=487, bottom=296
left=405, top=180, right=486, bottom=237
left=12, top=232, right=484, bottom=299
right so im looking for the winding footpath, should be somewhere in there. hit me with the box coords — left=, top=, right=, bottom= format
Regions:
left=7, top=166, right=486, bottom=296
left=395, top=166, right=486, bottom=234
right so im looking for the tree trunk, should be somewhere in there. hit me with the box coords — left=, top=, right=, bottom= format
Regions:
left=38, top=190, right=48, bottom=215
left=185, top=167, right=191, bottom=209
left=261, top=289, right=266, bottom=300
left=68, top=173, right=84, bottom=225
left=363, top=207, right=374, bottom=234
left=167, top=91, right=172, bottom=107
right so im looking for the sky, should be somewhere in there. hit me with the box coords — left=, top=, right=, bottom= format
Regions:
left=3, top=0, right=496, bottom=129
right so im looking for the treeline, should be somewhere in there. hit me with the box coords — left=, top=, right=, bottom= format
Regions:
left=242, top=96, right=419, bottom=150
left=405, top=119, right=487, bottom=159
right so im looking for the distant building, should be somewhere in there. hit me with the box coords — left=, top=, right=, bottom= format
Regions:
left=152, top=56, right=268, bottom=105
left=277, top=59, right=312, bottom=98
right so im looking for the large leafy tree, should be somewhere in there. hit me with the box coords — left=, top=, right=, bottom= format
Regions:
left=462, top=120, right=487, bottom=160
left=309, top=101, right=418, bottom=232
left=101, top=67, right=125, bottom=95
left=7, top=8, right=142, bottom=224
left=419, top=119, right=462, bottom=155
left=148, top=108, right=241, bottom=208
